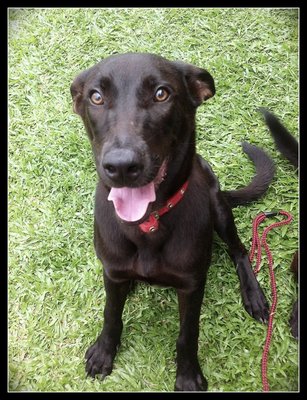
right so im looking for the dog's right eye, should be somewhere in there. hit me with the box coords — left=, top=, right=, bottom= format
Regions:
left=154, top=87, right=170, bottom=102
left=90, top=91, right=104, bottom=105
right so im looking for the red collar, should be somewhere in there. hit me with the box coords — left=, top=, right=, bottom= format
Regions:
left=139, top=180, right=189, bottom=233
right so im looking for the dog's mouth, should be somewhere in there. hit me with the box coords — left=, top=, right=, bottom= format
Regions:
left=107, top=160, right=167, bottom=224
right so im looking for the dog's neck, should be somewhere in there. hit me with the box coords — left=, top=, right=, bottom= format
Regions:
left=139, top=180, right=189, bottom=233
left=157, top=133, right=196, bottom=202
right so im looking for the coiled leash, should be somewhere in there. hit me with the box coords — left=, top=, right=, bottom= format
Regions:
left=249, top=210, right=293, bottom=392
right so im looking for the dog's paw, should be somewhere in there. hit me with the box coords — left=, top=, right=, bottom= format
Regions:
left=175, top=369, right=208, bottom=391
left=85, top=340, right=116, bottom=379
left=241, top=279, right=270, bottom=323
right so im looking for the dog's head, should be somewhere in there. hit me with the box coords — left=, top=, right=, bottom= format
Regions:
left=71, top=53, right=215, bottom=223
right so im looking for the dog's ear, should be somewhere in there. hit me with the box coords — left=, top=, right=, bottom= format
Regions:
left=173, top=61, right=215, bottom=107
left=70, top=68, right=92, bottom=116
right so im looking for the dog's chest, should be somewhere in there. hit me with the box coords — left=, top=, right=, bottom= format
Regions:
left=105, top=238, right=197, bottom=289
left=133, top=248, right=164, bottom=281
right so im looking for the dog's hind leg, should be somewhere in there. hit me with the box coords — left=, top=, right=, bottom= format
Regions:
left=213, top=189, right=269, bottom=322
left=216, top=196, right=269, bottom=321
left=199, top=157, right=270, bottom=322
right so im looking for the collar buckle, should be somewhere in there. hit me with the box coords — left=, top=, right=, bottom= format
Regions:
left=139, top=180, right=189, bottom=234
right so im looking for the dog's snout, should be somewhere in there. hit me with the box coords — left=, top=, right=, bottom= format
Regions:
left=102, top=149, right=144, bottom=186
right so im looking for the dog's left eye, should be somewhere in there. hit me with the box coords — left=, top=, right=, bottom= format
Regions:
left=154, top=87, right=170, bottom=102
left=90, top=91, right=104, bottom=105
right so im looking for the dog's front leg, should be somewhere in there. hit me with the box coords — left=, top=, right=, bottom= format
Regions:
left=85, top=271, right=131, bottom=379
left=175, top=285, right=208, bottom=391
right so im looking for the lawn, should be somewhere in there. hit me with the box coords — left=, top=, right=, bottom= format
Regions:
left=8, top=8, right=299, bottom=392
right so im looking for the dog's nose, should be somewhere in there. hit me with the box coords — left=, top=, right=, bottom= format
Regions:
left=102, top=149, right=144, bottom=185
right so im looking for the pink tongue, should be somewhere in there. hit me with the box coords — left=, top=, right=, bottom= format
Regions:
left=108, top=182, right=156, bottom=222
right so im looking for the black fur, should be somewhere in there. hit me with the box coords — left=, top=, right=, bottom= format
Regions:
left=71, top=53, right=274, bottom=390
left=259, top=108, right=298, bottom=339
left=259, top=107, right=298, bottom=169
left=223, top=141, right=275, bottom=207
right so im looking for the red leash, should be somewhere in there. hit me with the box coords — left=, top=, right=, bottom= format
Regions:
left=249, top=210, right=293, bottom=392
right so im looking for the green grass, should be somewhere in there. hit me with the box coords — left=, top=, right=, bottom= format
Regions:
left=8, top=8, right=299, bottom=392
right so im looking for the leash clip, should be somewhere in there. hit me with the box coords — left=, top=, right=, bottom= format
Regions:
left=263, top=211, right=279, bottom=217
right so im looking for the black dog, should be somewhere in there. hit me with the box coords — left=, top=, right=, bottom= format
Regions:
left=259, top=108, right=298, bottom=339
left=70, top=53, right=275, bottom=391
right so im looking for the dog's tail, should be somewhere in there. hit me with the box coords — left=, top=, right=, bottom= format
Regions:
left=223, top=142, right=275, bottom=207
left=258, top=107, right=298, bottom=169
